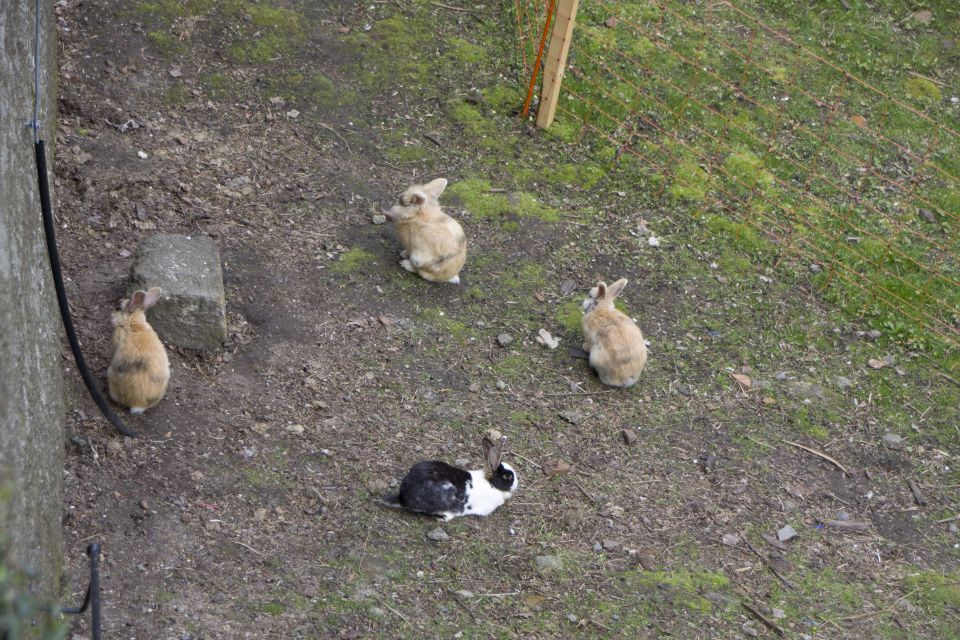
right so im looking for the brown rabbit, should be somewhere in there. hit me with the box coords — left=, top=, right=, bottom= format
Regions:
left=107, top=287, right=170, bottom=414
left=581, top=278, right=648, bottom=387
left=385, top=178, right=466, bottom=284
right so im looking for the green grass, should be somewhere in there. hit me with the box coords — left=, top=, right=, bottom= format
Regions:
left=514, top=0, right=960, bottom=362
left=331, top=248, right=377, bottom=274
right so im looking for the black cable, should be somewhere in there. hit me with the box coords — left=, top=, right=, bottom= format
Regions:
left=34, top=142, right=137, bottom=437
left=29, top=0, right=135, bottom=437
left=62, top=542, right=102, bottom=640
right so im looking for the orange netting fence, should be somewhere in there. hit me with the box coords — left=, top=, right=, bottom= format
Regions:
left=512, top=0, right=960, bottom=367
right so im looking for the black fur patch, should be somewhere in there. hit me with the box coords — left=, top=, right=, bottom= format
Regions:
left=490, top=465, right=515, bottom=492
left=398, top=461, right=471, bottom=516
left=110, top=358, right=149, bottom=375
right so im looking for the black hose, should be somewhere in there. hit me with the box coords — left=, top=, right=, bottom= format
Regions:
left=35, top=141, right=137, bottom=438
left=62, top=542, right=102, bottom=640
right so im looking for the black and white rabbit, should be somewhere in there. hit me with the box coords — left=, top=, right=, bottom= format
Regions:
left=381, top=438, right=518, bottom=521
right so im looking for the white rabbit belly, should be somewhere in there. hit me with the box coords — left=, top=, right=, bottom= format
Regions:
left=462, top=470, right=508, bottom=517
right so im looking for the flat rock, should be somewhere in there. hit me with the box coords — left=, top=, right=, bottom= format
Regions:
left=534, top=555, right=563, bottom=572
left=426, top=527, right=449, bottom=542
left=777, top=524, right=798, bottom=542
left=129, top=234, right=226, bottom=351
left=882, top=433, right=904, bottom=449
left=497, top=333, right=514, bottom=347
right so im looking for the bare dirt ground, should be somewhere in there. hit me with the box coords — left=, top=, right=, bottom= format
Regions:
left=55, top=1, right=959, bottom=638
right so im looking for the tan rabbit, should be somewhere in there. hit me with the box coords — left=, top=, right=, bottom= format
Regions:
left=107, top=287, right=170, bottom=414
left=385, top=178, right=466, bottom=284
left=581, top=278, right=647, bottom=387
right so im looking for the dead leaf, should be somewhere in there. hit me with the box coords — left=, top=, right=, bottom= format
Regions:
left=731, top=373, right=752, bottom=389
left=543, top=458, right=572, bottom=476
left=169, top=67, right=183, bottom=78
left=851, top=114, right=867, bottom=127
left=533, top=291, right=546, bottom=303
left=868, top=358, right=886, bottom=369
left=907, top=10, right=933, bottom=25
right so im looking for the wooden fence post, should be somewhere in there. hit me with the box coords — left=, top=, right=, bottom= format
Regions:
left=535, top=0, right=581, bottom=129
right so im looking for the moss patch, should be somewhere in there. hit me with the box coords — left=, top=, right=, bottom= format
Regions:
left=446, top=178, right=560, bottom=222
left=331, top=248, right=377, bottom=274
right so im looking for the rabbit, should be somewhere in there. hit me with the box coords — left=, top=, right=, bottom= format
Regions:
left=381, top=437, right=518, bottom=521
left=107, top=287, right=170, bottom=414
left=581, top=278, right=648, bottom=388
left=385, top=177, right=466, bottom=284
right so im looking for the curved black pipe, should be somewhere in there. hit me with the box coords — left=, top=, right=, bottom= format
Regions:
left=62, top=542, right=102, bottom=640
left=35, top=141, right=137, bottom=438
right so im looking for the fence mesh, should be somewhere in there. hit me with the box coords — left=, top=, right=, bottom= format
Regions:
left=513, top=0, right=960, bottom=367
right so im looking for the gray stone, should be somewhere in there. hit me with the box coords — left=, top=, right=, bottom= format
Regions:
left=866, top=329, right=882, bottom=340
left=777, top=524, right=798, bottom=542
left=129, top=234, right=227, bottom=350
left=371, top=214, right=387, bottom=225
left=0, top=0, right=65, bottom=607
left=835, top=376, right=853, bottom=390
left=721, top=533, right=740, bottom=546
left=621, top=429, right=638, bottom=445
left=882, top=433, right=904, bottom=450
left=809, top=263, right=822, bottom=273
left=426, top=527, right=449, bottom=542
left=534, top=555, right=563, bottom=572
left=497, top=333, right=514, bottom=347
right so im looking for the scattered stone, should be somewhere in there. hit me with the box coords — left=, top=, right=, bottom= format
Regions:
left=621, top=429, right=638, bottom=445
left=129, top=234, right=227, bottom=351
left=137, top=150, right=148, bottom=159
left=560, top=410, right=585, bottom=425
left=453, top=589, right=474, bottom=599
left=496, top=380, right=506, bottom=391
left=468, top=382, right=481, bottom=393
left=868, top=358, right=887, bottom=369
left=566, top=613, right=579, bottom=624
left=882, top=433, right=904, bottom=450
left=647, top=236, right=660, bottom=247
left=866, top=329, right=882, bottom=340
left=107, top=439, right=123, bottom=455
left=180, top=512, right=193, bottom=523
left=497, top=333, right=514, bottom=347
left=948, top=523, right=958, bottom=534
left=781, top=499, right=799, bottom=513
left=772, top=608, right=786, bottom=619
left=896, top=598, right=922, bottom=614
left=676, top=383, right=692, bottom=396
left=536, top=328, right=560, bottom=349
left=761, top=532, right=787, bottom=551
left=774, top=371, right=788, bottom=381
left=741, top=621, right=759, bottom=637
left=602, top=539, right=619, bottom=551
left=285, top=424, right=305, bottom=435
left=543, top=459, right=573, bottom=476
left=486, top=428, right=503, bottom=442
left=427, top=527, right=449, bottom=542
left=138, top=499, right=150, bottom=511
left=70, top=435, right=88, bottom=447
left=286, top=109, right=300, bottom=119
left=777, top=524, right=798, bottom=542
left=534, top=555, right=563, bottom=572
left=835, top=376, right=853, bottom=390
left=721, top=533, right=740, bottom=546
left=169, top=67, right=182, bottom=78
left=371, top=214, right=387, bottom=225
left=593, top=541, right=602, bottom=552
left=560, top=279, right=578, bottom=296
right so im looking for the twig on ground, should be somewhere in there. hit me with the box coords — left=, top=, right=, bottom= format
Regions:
left=741, top=601, right=786, bottom=637
left=824, top=520, right=871, bottom=532
left=907, top=479, right=928, bottom=506
left=318, top=122, right=349, bottom=151
left=430, top=1, right=490, bottom=13
left=743, top=536, right=793, bottom=590
left=935, top=513, right=960, bottom=524
left=571, top=478, right=599, bottom=504
left=783, top=439, right=850, bottom=476
left=230, top=539, right=264, bottom=556
left=381, top=601, right=412, bottom=627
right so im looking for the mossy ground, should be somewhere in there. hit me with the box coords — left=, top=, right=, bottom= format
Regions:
left=57, top=1, right=960, bottom=639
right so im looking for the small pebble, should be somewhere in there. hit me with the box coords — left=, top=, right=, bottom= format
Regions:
left=371, top=214, right=387, bottom=225
left=427, top=527, right=449, bottom=542
left=881, top=433, right=904, bottom=450
left=721, top=533, right=740, bottom=546
left=809, top=263, right=822, bottom=273
left=621, top=429, right=638, bottom=445
left=180, top=512, right=193, bottom=523
left=496, top=380, right=506, bottom=391
left=497, top=333, right=514, bottom=347
left=138, top=499, right=150, bottom=510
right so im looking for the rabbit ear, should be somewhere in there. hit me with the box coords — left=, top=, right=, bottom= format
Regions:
left=409, top=190, right=427, bottom=206
left=482, top=437, right=501, bottom=476
left=596, top=282, right=608, bottom=299
left=606, top=278, right=628, bottom=300
left=423, top=178, right=448, bottom=199
left=142, top=287, right=163, bottom=310
left=127, top=291, right=146, bottom=311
